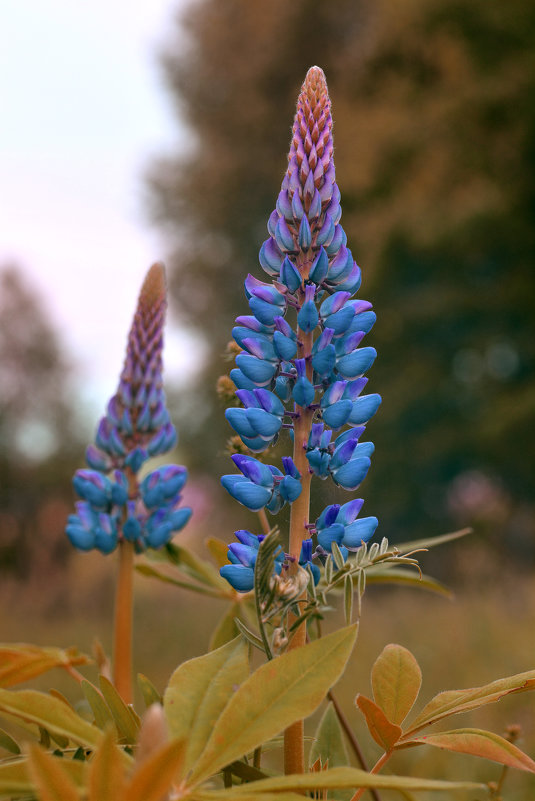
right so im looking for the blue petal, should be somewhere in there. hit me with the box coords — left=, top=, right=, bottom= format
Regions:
left=323, top=307, right=354, bottom=336
left=246, top=407, right=282, bottom=439
left=312, top=345, right=336, bottom=377
left=236, top=354, right=277, bottom=386
left=230, top=368, right=258, bottom=391
left=220, top=564, right=255, bottom=592
left=297, top=300, right=319, bottom=333
left=335, top=499, right=364, bottom=526
left=249, top=297, right=284, bottom=327
left=293, top=376, right=315, bottom=407
left=273, top=330, right=297, bottom=360
left=343, top=517, right=379, bottom=548
left=322, top=399, right=353, bottom=429
left=331, top=457, right=371, bottom=491
left=66, top=524, right=95, bottom=551
left=317, top=523, right=345, bottom=551
left=221, top=477, right=272, bottom=511
left=348, top=394, right=382, bottom=425
left=279, top=475, right=302, bottom=503
left=225, top=408, right=258, bottom=438
left=336, top=348, right=377, bottom=379
left=280, top=256, right=302, bottom=293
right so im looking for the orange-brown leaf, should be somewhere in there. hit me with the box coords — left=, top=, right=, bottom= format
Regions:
left=0, top=644, right=89, bottom=688
left=356, top=694, right=402, bottom=750
left=402, top=728, right=535, bottom=772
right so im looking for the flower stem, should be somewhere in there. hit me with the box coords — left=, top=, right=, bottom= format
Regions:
left=349, top=751, right=393, bottom=801
left=113, top=540, right=134, bottom=703
left=284, top=325, right=314, bottom=776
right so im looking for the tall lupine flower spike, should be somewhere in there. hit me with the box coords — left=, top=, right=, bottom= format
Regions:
left=66, top=263, right=192, bottom=554
left=220, top=67, right=380, bottom=600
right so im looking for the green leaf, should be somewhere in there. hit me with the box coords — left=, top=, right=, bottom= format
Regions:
left=209, top=603, right=242, bottom=651
left=404, top=669, right=535, bottom=735
left=343, top=574, right=353, bottom=625
left=164, top=636, right=249, bottom=778
left=309, top=703, right=349, bottom=769
left=98, top=676, right=140, bottom=744
left=394, top=528, right=472, bottom=555
left=81, top=679, right=116, bottom=731
left=88, top=728, right=127, bottom=801
left=234, top=618, right=265, bottom=652
left=356, top=695, right=402, bottom=750
left=0, top=644, right=90, bottom=688
left=365, top=568, right=451, bottom=597
left=188, top=625, right=358, bottom=786
left=137, top=674, right=162, bottom=708
left=0, top=726, right=20, bottom=754
left=195, top=765, right=486, bottom=794
left=309, top=703, right=351, bottom=801
left=0, top=688, right=102, bottom=748
left=403, top=727, right=535, bottom=772
left=372, top=644, right=422, bottom=726
left=0, top=757, right=86, bottom=797
left=26, top=743, right=81, bottom=801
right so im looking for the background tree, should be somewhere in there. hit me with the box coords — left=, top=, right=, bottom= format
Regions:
left=148, top=0, right=535, bottom=559
left=0, top=264, right=83, bottom=585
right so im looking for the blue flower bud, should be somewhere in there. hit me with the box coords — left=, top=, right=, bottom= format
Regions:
left=275, top=216, right=295, bottom=252
left=66, top=520, right=95, bottom=551
left=336, top=347, right=377, bottom=379
left=322, top=399, right=353, bottom=429
left=297, top=285, right=319, bottom=333
left=73, top=470, right=112, bottom=510
left=348, top=394, right=382, bottom=425
left=298, top=216, right=312, bottom=250
left=249, top=297, right=283, bottom=327
left=280, top=257, right=302, bottom=293
left=221, top=476, right=272, bottom=511
left=225, top=408, right=258, bottom=439
left=316, top=213, right=335, bottom=247
left=220, top=564, right=255, bottom=592
left=279, top=475, right=302, bottom=503
left=343, top=517, right=379, bottom=549
left=230, top=368, right=258, bottom=391
left=94, top=513, right=118, bottom=554
left=331, top=457, right=371, bottom=491
left=273, top=330, right=297, bottom=360
left=276, top=190, right=293, bottom=220
left=309, top=247, right=329, bottom=284
left=312, top=344, right=336, bottom=377
left=259, top=237, right=283, bottom=276
left=235, top=354, right=277, bottom=386
left=111, top=470, right=129, bottom=506
left=306, top=449, right=331, bottom=477
left=85, top=445, right=112, bottom=472
left=308, top=188, right=322, bottom=221
left=241, top=336, right=278, bottom=362
left=246, top=407, right=282, bottom=439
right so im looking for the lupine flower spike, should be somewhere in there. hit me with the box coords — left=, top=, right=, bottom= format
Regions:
left=221, top=67, right=380, bottom=596
left=219, top=67, right=381, bottom=772
left=66, top=263, right=192, bottom=702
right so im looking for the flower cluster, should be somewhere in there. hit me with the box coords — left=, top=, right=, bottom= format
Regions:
left=220, top=68, right=380, bottom=592
left=66, top=264, right=191, bottom=554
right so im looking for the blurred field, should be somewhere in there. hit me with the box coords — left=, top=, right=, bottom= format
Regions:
left=1, top=537, right=534, bottom=800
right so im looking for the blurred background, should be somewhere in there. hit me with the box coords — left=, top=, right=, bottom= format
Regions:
left=1, top=0, right=534, bottom=795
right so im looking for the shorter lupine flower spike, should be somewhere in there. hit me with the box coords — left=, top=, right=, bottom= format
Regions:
left=67, top=264, right=192, bottom=555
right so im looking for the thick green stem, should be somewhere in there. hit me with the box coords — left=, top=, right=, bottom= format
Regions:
left=284, top=325, right=314, bottom=775
left=113, top=540, right=134, bottom=703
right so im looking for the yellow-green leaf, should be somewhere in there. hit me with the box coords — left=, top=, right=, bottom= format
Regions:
left=209, top=603, right=242, bottom=651
left=0, top=726, right=20, bottom=754
left=88, top=728, right=127, bottom=801
left=372, top=644, right=422, bottom=726
left=0, top=644, right=89, bottom=688
left=403, top=727, right=535, bottom=772
left=188, top=625, right=358, bottom=786
left=356, top=695, right=402, bottom=750
left=123, top=739, right=186, bottom=801
left=0, top=688, right=102, bottom=748
left=365, top=568, right=451, bottom=597
left=205, top=537, right=230, bottom=569
left=26, top=743, right=80, bottom=801
left=81, top=679, right=115, bottom=731
left=0, top=755, right=86, bottom=797
left=405, top=669, right=535, bottom=735
left=164, top=636, right=249, bottom=777
left=99, top=676, right=140, bottom=744
left=309, top=703, right=350, bottom=801
left=137, top=673, right=162, bottom=707
left=394, top=527, right=472, bottom=555
left=195, top=765, right=485, bottom=794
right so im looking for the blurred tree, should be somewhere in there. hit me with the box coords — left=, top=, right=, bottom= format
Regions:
left=0, top=264, right=82, bottom=583
left=149, top=0, right=535, bottom=555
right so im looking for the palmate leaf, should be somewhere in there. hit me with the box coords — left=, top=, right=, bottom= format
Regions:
left=402, top=727, right=535, bottom=772
left=188, top=625, right=358, bottom=787
left=371, top=644, right=422, bottom=726
left=164, top=636, right=249, bottom=779
left=404, top=669, right=535, bottom=735
left=0, top=688, right=102, bottom=748
left=192, top=765, right=485, bottom=796
left=0, top=644, right=90, bottom=688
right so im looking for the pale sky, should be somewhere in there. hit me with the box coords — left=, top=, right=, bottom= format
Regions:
left=0, top=0, right=202, bottom=424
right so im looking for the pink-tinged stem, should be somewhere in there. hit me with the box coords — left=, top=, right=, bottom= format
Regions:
left=284, top=325, right=314, bottom=776
left=350, top=751, right=393, bottom=801
left=113, top=540, right=134, bottom=703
